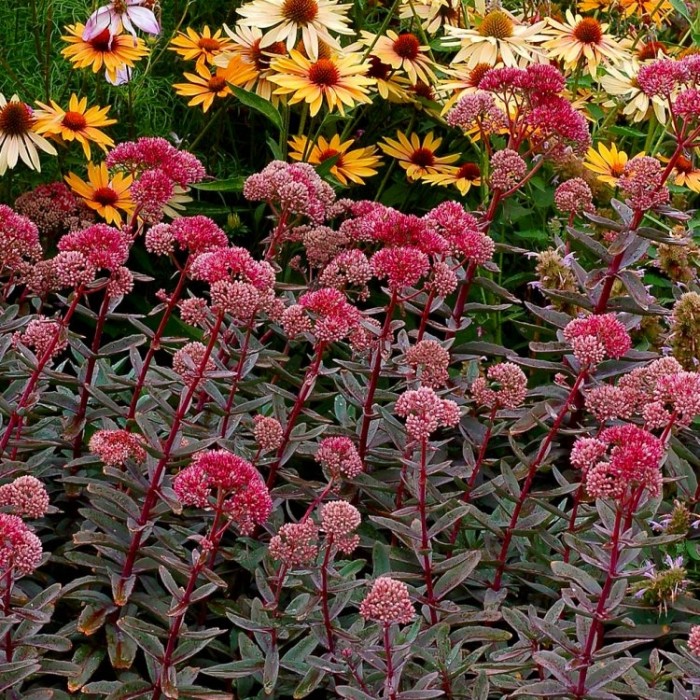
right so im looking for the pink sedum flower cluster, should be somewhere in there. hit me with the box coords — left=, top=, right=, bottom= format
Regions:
left=471, top=362, right=528, bottom=410
left=89, top=429, right=147, bottom=466
left=563, top=314, right=632, bottom=366
left=316, top=437, right=364, bottom=481
left=173, top=449, right=272, bottom=534
left=0, top=476, right=49, bottom=519
left=0, top=514, right=43, bottom=576
left=360, top=577, right=415, bottom=625
left=396, top=387, right=460, bottom=441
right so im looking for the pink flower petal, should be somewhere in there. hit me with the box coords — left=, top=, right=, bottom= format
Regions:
left=126, top=6, right=160, bottom=35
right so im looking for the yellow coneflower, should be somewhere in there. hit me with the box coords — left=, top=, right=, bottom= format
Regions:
left=288, top=134, right=381, bottom=185
left=443, top=10, right=548, bottom=68
left=584, top=143, right=638, bottom=186
left=173, top=59, right=257, bottom=112
left=61, top=24, right=148, bottom=83
left=65, top=162, right=134, bottom=226
left=0, top=94, right=57, bottom=175
left=33, top=94, right=115, bottom=161
left=619, top=0, right=674, bottom=26
left=544, top=12, right=630, bottom=77
left=268, top=50, right=373, bottom=116
left=663, top=154, right=700, bottom=193
left=379, top=131, right=459, bottom=181
left=236, top=0, right=353, bottom=60
left=169, top=26, right=234, bottom=69
left=422, top=161, right=482, bottom=195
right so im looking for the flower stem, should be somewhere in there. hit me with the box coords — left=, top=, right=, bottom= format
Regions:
left=418, top=438, right=438, bottom=623
left=320, top=535, right=336, bottom=653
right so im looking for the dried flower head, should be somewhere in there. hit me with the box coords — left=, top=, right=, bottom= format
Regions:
left=670, top=292, right=700, bottom=370
left=631, top=555, right=690, bottom=613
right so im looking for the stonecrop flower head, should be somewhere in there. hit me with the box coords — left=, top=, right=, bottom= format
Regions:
left=173, top=449, right=273, bottom=535
left=244, top=160, right=335, bottom=224
left=320, top=500, right=361, bottom=554
left=406, top=340, right=450, bottom=388
left=554, top=178, right=594, bottom=215
left=253, top=415, right=284, bottom=452
left=360, top=576, right=415, bottom=625
left=618, top=156, right=670, bottom=212
left=689, top=626, right=700, bottom=657
left=0, top=514, right=43, bottom=577
left=0, top=476, right=49, bottom=519
left=58, top=224, right=130, bottom=273
left=471, top=362, right=528, bottom=410
left=315, top=436, right=363, bottom=480
left=396, top=387, right=460, bottom=441
left=12, top=317, right=67, bottom=360
left=172, top=341, right=216, bottom=385
left=370, top=246, right=430, bottom=291
left=89, top=429, right=146, bottom=467
left=571, top=424, right=664, bottom=501
left=0, top=204, right=42, bottom=277
left=563, top=314, right=632, bottom=366
left=269, top=520, right=319, bottom=566
left=489, top=149, right=527, bottom=191
left=283, top=288, right=362, bottom=344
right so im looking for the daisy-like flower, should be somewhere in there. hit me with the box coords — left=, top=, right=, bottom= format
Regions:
left=364, top=55, right=410, bottom=102
left=61, top=24, right=149, bottom=83
left=577, top=0, right=613, bottom=10
left=288, top=134, right=382, bottom=185
left=215, top=25, right=288, bottom=103
left=544, top=12, right=630, bottom=77
left=0, top=94, right=57, bottom=175
left=169, top=26, right=235, bottom=69
left=443, top=10, right=548, bottom=68
left=83, top=0, right=160, bottom=41
left=422, top=161, right=482, bottom=195
left=619, top=0, right=674, bottom=26
left=379, top=131, right=459, bottom=181
left=65, top=162, right=134, bottom=226
left=665, top=153, right=700, bottom=193
left=236, top=0, right=353, bottom=60
left=399, top=0, right=462, bottom=34
left=33, top=95, right=116, bottom=161
left=584, top=143, right=637, bottom=186
left=369, top=30, right=436, bottom=85
left=268, top=50, right=373, bottom=116
left=439, top=61, right=496, bottom=111
left=599, top=61, right=667, bottom=123
left=173, top=59, right=257, bottom=112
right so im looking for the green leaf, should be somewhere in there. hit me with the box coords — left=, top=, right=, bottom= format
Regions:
left=669, top=0, right=690, bottom=20
left=231, top=86, right=283, bottom=130
left=116, top=617, right=165, bottom=661
left=192, top=176, right=246, bottom=192
left=550, top=561, right=602, bottom=595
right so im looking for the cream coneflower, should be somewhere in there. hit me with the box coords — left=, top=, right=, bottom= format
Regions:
left=236, top=0, right=353, bottom=60
left=422, top=161, right=482, bottom=195
left=544, top=12, right=630, bottom=77
left=65, top=162, right=134, bottom=226
left=370, top=30, right=436, bottom=85
left=443, top=10, right=548, bottom=68
left=33, top=94, right=116, bottom=161
left=268, top=50, right=373, bottom=116
left=599, top=61, right=667, bottom=124
left=61, top=24, right=149, bottom=83
left=379, top=131, right=459, bottom=181
left=0, top=94, right=57, bottom=176
left=169, top=26, right=235, bottom=69
left=289, top=134, right=381, bottom=185
left=584, top=143, right=638, bottom=186
left=399, top=0, right=462, bottom=34
left=215, top=24, right=289, bottom=103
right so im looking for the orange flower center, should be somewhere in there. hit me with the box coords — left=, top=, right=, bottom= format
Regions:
left=573, top=18, right=603, bottom=45
left=676, top=155, right=693, bottom=174
left=469, top=63, right=492, bottom=87
left=318, top=147, right=344, bottom=167
left=412, top=81, right=434, bottom=99
left=457, top=162, right=481, bottom=180
left=282, top=0, right=319, bottom=25
left=251, top=39, right=286, bottom=70
left=308, top=58, right=339, bottom=87
left=637, top=41, right=667, bottom=60
left=609, top=161, right=625, bottom=177
left=89, top=28, right=113, bottom=52
left=0, top=102, right=33, bottom=136
left=393, top=33, right=420, bottom=60
left=62, top=111, right=88, bottom=131
left=93, top=187, right=119, bottom=206
left=198, top=37, right=222, bottom=52
left=479, top=11, right=514, bottom=39
left=410, top=147, right=435, bottom=168
left=438, top=4, right=459, bottom=21
left=208, top=75, right=228, bottom=92
left=367, top=55, right=391, bottom=80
